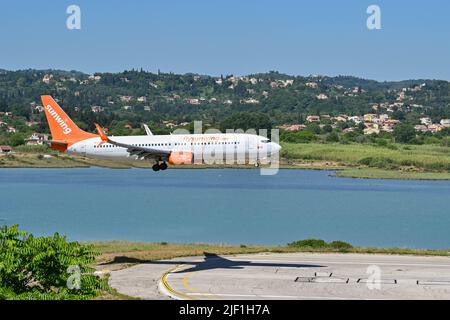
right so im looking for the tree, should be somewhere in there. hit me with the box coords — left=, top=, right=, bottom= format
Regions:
left=326, top=132, right=340, bottom=142
left=280, top=130, right=317, bottom=143
left=322, top=124, right=333, bottom=133
left=8, top=133, right=26, bottom=146
left=393, top=123, right=416, bottom=143
left=306, top=123, right=321, bottom=134
left=220, top=112, right=272, bottom=132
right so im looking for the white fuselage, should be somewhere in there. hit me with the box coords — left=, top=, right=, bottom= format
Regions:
left=68, top=133, right=280, bottom=164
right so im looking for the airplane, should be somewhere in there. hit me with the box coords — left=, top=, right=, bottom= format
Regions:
left=41, top=95, right=281, bottom=171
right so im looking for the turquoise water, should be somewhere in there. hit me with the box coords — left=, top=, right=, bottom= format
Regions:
left=0, top=168, right=449, bottom=249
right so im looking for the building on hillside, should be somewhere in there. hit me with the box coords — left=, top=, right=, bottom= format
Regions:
left=378, top=114, right=390, bottom=122
left=91, top=106, right=104, bottom=113
left=428, top=124, right=443, bottom=133
left=440, top=119, right=450, bottom=127
left=279, top=124, right=306, bottom=132
left=25, top=133, right=49, bottom=145
left=306, top=115, right=320, bottom=123
left=42, top=74, right=53, bottom=84
left=333, top=115, right=348, bottom=122
left=348, top=116, right=363, bottom=124
left=0, top=145, right=12, bottom=153
left=382, top=120, right=400, bottom=132
left=186, top=98, right=200, bottom=105
left=414, top=125, right=429, bottom=133
left=343, top=127, right=355, bottom=134
left=25, top=121, right=39, bottom=127
left=364, top=123, right=380, bottom=135
left=305, top=82, right=318, bottom=89
left=420, top=117, right=432, bottom=126
left=119, top=95, right=133, bottom=102
left=241, top=98, right=260, bottom=105
left=316, top=94, right=328, bottom=100
left=363, top=114, right=377, bottom=123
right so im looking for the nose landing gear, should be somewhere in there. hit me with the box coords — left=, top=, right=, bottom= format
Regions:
left=152, top=162, right=168, bottom=172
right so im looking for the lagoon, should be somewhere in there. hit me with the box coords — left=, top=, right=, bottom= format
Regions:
left=0, top=168, right=449, bottom=249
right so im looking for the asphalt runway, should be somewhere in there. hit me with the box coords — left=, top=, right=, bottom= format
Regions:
left=108, top=252, right=450, bottom=300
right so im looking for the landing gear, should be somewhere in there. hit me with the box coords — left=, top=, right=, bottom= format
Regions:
left=152, top=162, right=168, bottom=172
left=160, top=162, right=168, bottom=171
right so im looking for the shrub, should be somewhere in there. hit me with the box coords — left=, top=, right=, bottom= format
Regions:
left=385, top=144, right=398, bottom=150
left=394, top=123, right=416, bottom=144
left=358, top=157, right=397, bottom=169
left=326, top=132, right=340, bottom=143
left=329, top=241, right=353, bottom=250
left=281, top=130, right=318, bottom=143
left=0, top=225, right=108, bottom=300
left=288, top=239, right=327, bottom=248
left=14, top=145, right=53, bottom=154
left=288, top=239, right=354, bottom=251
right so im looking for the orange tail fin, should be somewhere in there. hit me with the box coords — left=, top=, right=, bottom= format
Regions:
left=41, top=95, right=97, bottom=144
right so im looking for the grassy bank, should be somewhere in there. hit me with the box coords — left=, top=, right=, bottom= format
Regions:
left=282, top=142, right=450, bottom=170
left=282, top=142, right=450, bottom=180
left=335, top=168, right=450, bottom=180
left=0, top=152, right=138, bottom=169
left=2, top=142, right=450, bottom=180
left=92, top=241, right=450, bottom=268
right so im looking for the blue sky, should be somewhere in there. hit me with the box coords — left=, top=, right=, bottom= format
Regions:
left=0, top=0, right=449, bottom=80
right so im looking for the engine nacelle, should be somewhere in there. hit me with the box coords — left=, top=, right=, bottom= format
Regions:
left=168, top=152, right=194, bottom=165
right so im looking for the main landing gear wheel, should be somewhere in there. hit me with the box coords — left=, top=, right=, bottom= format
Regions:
left=152, top=162, right=168, bottom=172
left=160, top=162, right=168, bottom=171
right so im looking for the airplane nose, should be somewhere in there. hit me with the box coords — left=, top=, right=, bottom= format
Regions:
left=269, top=142, right=281, bottom=154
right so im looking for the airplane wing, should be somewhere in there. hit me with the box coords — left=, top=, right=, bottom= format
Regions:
left=94, top=124, right=170, bottom=161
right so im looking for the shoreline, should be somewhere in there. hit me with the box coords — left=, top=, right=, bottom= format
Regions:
left=2, top=152, right=450, bottom=181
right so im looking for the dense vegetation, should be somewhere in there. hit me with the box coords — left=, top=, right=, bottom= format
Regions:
left=0, top=225, right=108, bottom=300
left=1, top=69, right=450, bottom=147
left=288, top=239, right=353, bottom=250
left=282, top=142, right=450, bottom=172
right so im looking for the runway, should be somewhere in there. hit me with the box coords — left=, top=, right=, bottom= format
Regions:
left=108, top=252, right=450, bottom=300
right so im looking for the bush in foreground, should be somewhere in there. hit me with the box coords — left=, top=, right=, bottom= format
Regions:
left=0, top=225, right=108, bottom=300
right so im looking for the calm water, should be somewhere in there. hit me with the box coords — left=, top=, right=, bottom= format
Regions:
left=0, top=168, right=449, bottom=249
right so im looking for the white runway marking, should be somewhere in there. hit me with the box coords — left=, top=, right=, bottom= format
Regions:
left=188, top=293, right=370, bottom=300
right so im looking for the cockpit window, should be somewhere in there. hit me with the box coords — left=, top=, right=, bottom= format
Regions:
left=261, top=139, right=271, bottom=144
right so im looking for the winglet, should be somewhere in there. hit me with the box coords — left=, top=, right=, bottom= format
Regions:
left=95, top=123, right=109, bottom=142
